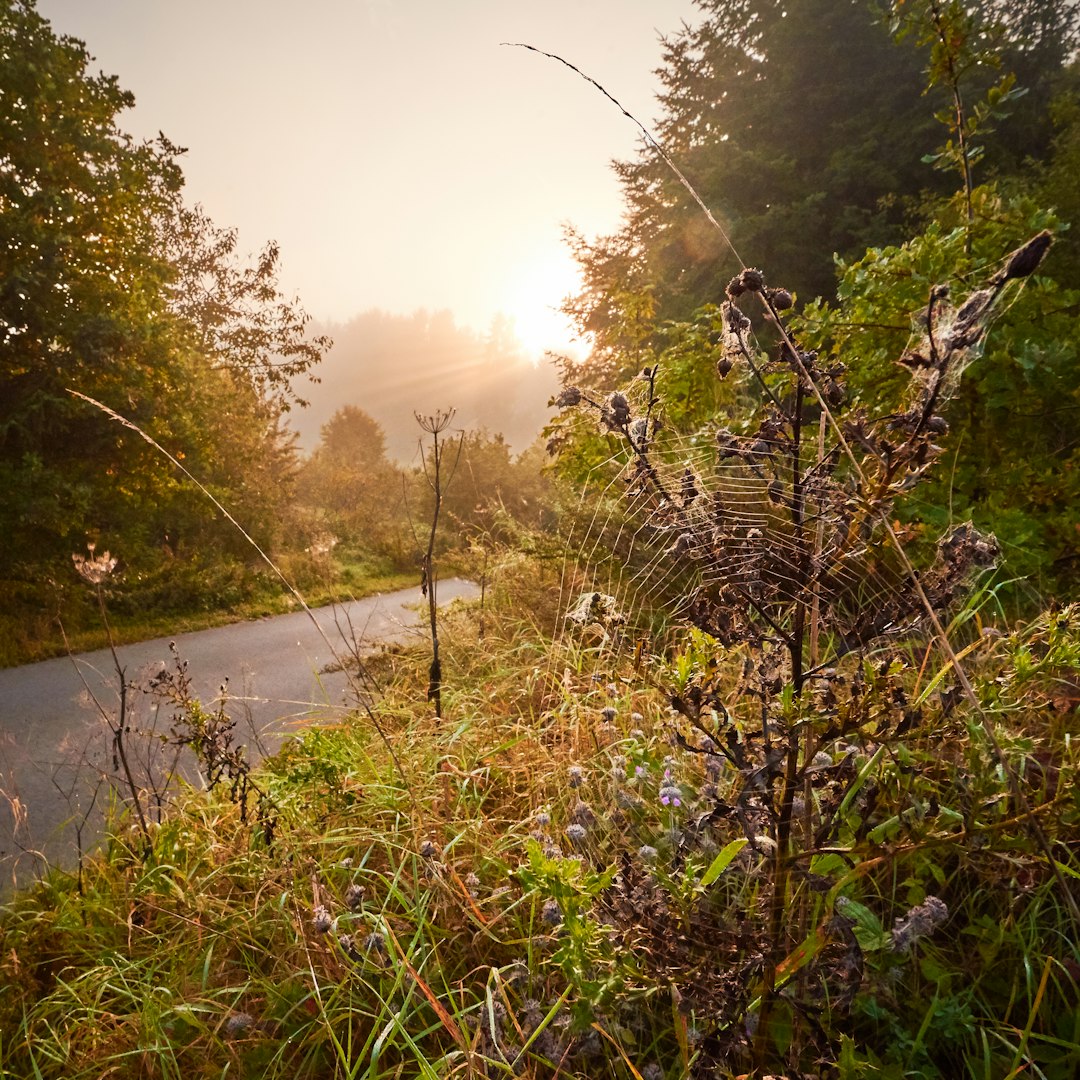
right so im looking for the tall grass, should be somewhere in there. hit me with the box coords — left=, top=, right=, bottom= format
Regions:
left=1, top=546, right=1077, bottom=1078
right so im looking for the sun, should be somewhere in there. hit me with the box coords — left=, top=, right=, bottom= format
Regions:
left=500, top=252, right=586, bottom=360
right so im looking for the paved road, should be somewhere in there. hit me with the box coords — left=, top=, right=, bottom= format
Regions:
left=0, top=578, right=478, bottom=894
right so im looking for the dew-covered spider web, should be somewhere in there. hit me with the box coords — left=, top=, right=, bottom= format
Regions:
left=545, top=268, right=1017, bottom=680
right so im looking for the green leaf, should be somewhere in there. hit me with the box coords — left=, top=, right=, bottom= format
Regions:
left=699, top=838, right=748, bottom=887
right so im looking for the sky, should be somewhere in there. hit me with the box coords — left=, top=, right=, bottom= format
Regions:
left=36, top=0, right=702, bottom=358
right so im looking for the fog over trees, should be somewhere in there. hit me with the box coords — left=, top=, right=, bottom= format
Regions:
left=290, top=309, right=561, bottom=462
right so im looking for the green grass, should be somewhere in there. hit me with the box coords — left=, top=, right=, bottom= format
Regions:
left=1, top=553, right=1078, bottom=1078
left=0, top=551, right=422, bottom=668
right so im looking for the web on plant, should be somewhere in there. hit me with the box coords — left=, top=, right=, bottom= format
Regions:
left=551, top=427, right=914, bottom=673
left=546, top=270, right=1018, bottom=678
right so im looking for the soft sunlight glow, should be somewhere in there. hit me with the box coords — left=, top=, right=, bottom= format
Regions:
left=501, top=253, right=584, bottom=361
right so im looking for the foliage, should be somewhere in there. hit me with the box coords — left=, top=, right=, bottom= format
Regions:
left=555, top=0, right=1080, bottom=600
left=161, top=200, right=328, bottom=413
left=565, top=0, right=950, bottom=359
left=298, top=405, right=405, bottom=561
left=1, top=551, right=1078, bottom=1079
left=797, top=186, right=1080, bottom=596
left=0, top=0, right=328, bottom=611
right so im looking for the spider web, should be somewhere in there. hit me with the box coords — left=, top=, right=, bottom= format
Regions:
left=546, top=279, right=1007, bottom=678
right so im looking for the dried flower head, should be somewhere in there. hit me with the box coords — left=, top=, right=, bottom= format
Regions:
left=72, top=546, right=118, bottom=585
left=890, top=895, right=948, bottom=951
left=419, top=839, right=439, bottom=859
left=555, top=385, right=583, bottom=408
left=565, top=823, right=587, bottom=845
left=337, top=933, right=361, bottom=961
left=567, top=764, right=585, bottom=788
left=311, top=905, right=332, bottom=933
left=600, top=706, right=618, bottom=724
left=604, top=390, right=631, bottom=428
left=224, top=1011, right=255, bottom=1038
left=768, top=286, right=794, bottom=310
left=1000, top=229, right=1052, bottom=282
left=541, top=897, right=563, bottom=926
left=344, top=883, right=365, bottom=911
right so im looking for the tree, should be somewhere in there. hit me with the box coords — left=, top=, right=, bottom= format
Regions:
left=1, top=0, right=184, bottom=564
left=299, top=406, right=400, bottom=555
left=160, top=200, right=328, bottom=413
left=0, top=0, right=327, bottom=581
left=565, top=0, right=1075, bottom=367
left=556, top=0, right=1080, bottom=597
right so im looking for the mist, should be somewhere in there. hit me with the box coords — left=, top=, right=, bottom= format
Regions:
left=290, top=308, right=562, bottom=460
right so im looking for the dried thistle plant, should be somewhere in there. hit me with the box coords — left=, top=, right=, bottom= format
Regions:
left=552, top=233, right=1050, bottom=1067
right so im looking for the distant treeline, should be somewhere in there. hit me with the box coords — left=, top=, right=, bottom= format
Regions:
left=291, top=310, right=560, bottom=462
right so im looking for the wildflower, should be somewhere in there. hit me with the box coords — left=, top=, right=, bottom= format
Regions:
left=541, top=898, right=563, bottom=926
left=311, top=905, right=332, bottom=933
left=534, top=811, right=551, bottom=828
left=338, top=933, right=361, bottom=960
left=566, top=823, right=587, bottom=845
left=571, top=799, right=595, bottom=825
left=567, top=765, right=585, bottom=788
left=600, top=706, right=617, bottom=724
left=224, top=1011, right=255, bottom=1038
left=419, top=839, right=439, bottom=859
left=659, top=784, right=682, bottom=807
left=555, top=385, right=582, bottom=408
left=630, top=712, right=644, bottom=725
left=890, top=896, right=948, bottom=952
left=638, top=844, right=658, bottom=863
left=464, top=871, right=480, bottom=898
left=344, top=883, right=365, bottom=911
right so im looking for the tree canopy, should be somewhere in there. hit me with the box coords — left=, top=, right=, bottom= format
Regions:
left=554, top=0, right=1080, bottom=598
left=0, top=0, right=327, bottom=577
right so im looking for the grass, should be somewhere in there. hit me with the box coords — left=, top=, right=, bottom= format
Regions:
left=0, top=549, right=426, bottom=668
left=0, top=551, right=1078, bottom=1078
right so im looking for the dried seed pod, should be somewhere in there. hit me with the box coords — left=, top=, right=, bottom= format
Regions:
left=768, top=286, right=794, bottom=310
left=1001, top=229, right=1053, bottom=282
left=737, top=267, right=765, bottom=292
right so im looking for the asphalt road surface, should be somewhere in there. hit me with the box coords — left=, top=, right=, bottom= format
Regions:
left=0, top=578, right=479, bottom=895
